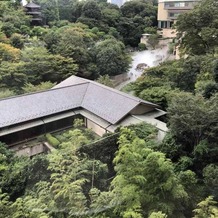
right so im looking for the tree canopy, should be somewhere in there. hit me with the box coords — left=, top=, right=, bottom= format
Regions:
left=176, top=0, right=218, bottom=55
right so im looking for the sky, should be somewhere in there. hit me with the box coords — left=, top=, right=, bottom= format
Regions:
left=22, top=0, right=27, bottom=6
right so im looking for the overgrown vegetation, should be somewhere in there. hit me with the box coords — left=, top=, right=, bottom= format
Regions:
left=0, top=0, right=158, bottom=97
left=1, top=120, right=218, bottom=217
left=0, top=0, right=218, bottom=217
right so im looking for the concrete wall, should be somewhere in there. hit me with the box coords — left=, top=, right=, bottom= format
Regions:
left=140, top=34, right=151, bottom=46
left=15, top=143, right=47, bottom=157
left=111, top=73, right=129, bottom=86
left=86, top=119, right=106, bottom=137
left=157, top=129, right=167, bottom=142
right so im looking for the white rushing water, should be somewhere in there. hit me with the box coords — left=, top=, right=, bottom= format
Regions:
left=116, top=44, right=169, bottom=89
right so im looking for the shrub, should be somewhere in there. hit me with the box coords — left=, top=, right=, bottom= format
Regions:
left=144, top=26, right=157, bottom=34
left=168, top=42, right=176, bottom=54
left=73, top=118, right=84, bottom=129
left=147, top=34, right=159, bottom=49
left=138, top=43, right=147, bottom=51
left=10, top=33, right=24, bottom=49
left=46, top=133, right=60, bottom=148
left=55, top=134, right=67, bottom=143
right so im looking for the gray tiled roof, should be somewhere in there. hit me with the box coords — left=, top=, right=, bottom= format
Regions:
left=53, top=76, right=87, bottom=88
left=24, top=2, right=41, bottom=8
left=53, top=76, right=158, bottom=107
left=82, top=83, right=139, bottom=124
left=0, top=76, right=158, bottom=128
left=0, top=83, right=88, bottom=128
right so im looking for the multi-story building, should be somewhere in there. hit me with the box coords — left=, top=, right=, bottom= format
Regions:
left=158, top=0, right=200, bottom=29
left=24, top=2, right=42, bottom=25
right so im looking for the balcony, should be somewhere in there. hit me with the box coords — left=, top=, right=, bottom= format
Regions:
left=165, top=6, right=194, bottom=10
left=164, top=2, right=196, bottom=10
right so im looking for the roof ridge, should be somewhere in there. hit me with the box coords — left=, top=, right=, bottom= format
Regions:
left=0, top=82, right=89, bottom=102
left=51, top=75, right=156, bottom=106
left=24, top=2, right=41, bottom=7
left=81, top=82, right=90, bottom=104
left=88, top=79, right=157, bottom=107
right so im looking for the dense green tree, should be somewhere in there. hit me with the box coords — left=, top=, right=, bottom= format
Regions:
left=22, top=81, right=56, bottom=93
left=0, top=42, right=20, bottom=62
left=176, top=0, right=218, bottom=55
left=115, top=0, right=157, bottom=46
left=21, top=46, right=78, bottom=84
left=167, top=93, right=218, bottom=176
left=71, top=0, right=85, bottom=22
left=0, top=143, right=30, bottom=200
left=0, top=61, right=27, bottom=90
left=131, top=56, right=214, bottom=95
left=82, top=0, right=102, bottom=20
left=0, top=3, right=30, bottom=37
left=0, top=32, right=8, bottom=44
left=96, top=74, right=115, bottom=87
left=178, top=170, right=200, bottom=217
left=111, top=128, right=188, bottom=217
left=147, top=34, right=159, bottom=49
left=168, top=93, right=218, bottom=147
left=10, top=196, right=50, bottom=218
left=35, top=0, right=60, bottom=24
left=128, top=122, right=157, bottom=142
left=43, top=28, right=60, bottom=53
left=157, top=133, right=183, bottom=161
left=0, top=88, right=15, bottom=99
left=0, top=142, right=14, bottom=176
left=95, top=39, right=131, bottom=76
left=203, top=82, right=218, bottom=98
left=203, top=164, right=218, bottom=200
left=101, top=7, right=121, bottom=27
left=139, top=86, right=173, bottom=109
left=149, top=212, right=167, bottom=218
left=213, top=59, right=218, bottom=83
left=0, top=190, right=12, bottom=218
left=46, top=148, right=88, bottom=215
left=120, top=1, right=156, bottom=19
left=55, top=25, right=96, bottom=77
left=58, top=0, right=75, bottom=21
left=193, top=196, right=218, bottom=218
left=10, top=33, right=24, bottom=49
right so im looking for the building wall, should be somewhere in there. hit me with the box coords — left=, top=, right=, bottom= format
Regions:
left=86, top=119, right=107, bottom=137
left=157, top=129, right=167, bottom=142
left=140, top=34, right=151, bottom=46
left=158, top=2, right=169, bottom=22
left=158, top=0, right=200, bottom=29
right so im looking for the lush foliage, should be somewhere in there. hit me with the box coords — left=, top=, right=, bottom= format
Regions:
left=1, top=1, right=218, bottom=217
left=1, top=0, right=158, bottom=94
left=176, top=0, right=218, bottom=55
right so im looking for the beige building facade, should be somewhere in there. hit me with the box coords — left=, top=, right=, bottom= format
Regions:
left=158, top=0, right=200, bottom=29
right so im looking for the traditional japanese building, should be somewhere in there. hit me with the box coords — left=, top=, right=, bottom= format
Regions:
left=0, top=76, right=167, bottom=147
left=24, top=2, right=42, bottom=25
